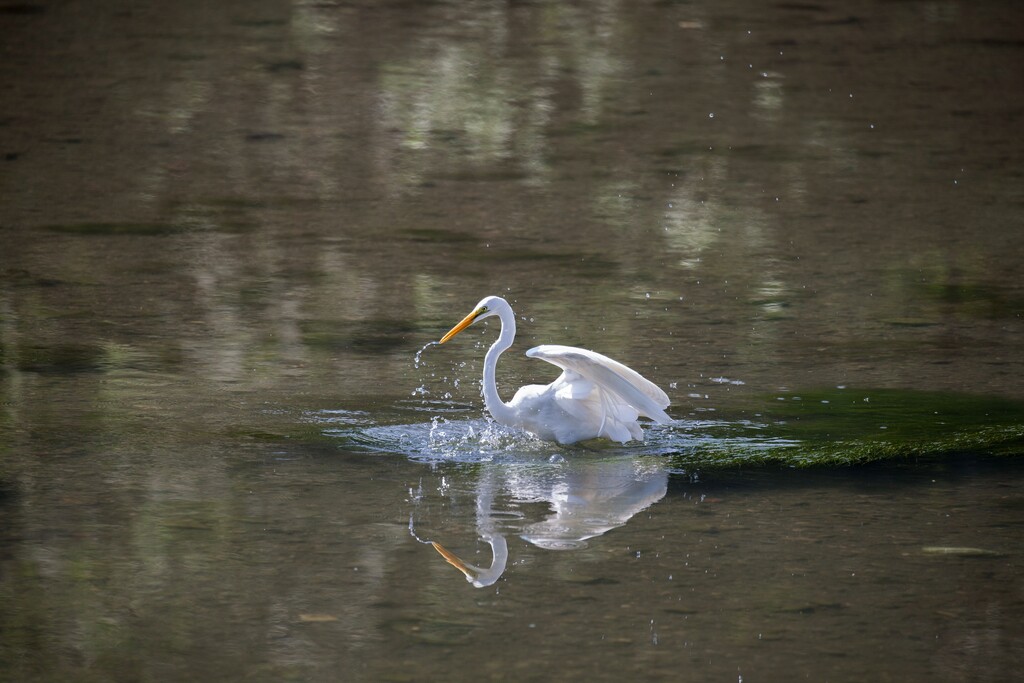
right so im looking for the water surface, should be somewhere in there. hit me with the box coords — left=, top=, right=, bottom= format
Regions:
left=2, top=0, right=1023, bottom=680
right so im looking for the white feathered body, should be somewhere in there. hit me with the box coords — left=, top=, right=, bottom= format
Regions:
left=502, top=345, right=671, bottom=445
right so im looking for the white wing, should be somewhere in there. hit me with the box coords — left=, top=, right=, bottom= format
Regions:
left=526, top=345, right=671, bottom=425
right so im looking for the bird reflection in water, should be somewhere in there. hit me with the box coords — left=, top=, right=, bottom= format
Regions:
left=411, top=456, right=668, bottom=587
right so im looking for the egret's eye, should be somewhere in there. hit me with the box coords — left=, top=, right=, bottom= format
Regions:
left=478, top=306, right=488, bottom=315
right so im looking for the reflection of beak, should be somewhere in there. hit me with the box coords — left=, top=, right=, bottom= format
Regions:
left=439, top=308, right=481, bottom=344
left=429, top=534, right=508, bottom=588
left=431, top=541, right=479, bottom=581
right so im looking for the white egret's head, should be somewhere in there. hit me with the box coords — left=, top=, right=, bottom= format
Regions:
left=439, top=295, right=507, bottom=343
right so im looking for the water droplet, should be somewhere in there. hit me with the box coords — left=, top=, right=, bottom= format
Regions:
left=414, top=341, right=438, bottom=369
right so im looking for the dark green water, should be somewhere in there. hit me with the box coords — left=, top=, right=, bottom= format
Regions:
left=2, top=0, right=1023, bottom=680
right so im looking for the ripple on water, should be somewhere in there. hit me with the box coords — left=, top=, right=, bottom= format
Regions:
left=352, top=417, right=554, bottom=464
left=312, top=407, right=802, bottom=466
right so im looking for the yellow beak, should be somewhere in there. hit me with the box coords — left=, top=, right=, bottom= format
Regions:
left=439, top=307, right=482, bottom=344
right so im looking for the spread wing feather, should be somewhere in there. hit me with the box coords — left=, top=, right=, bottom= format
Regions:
left=526, top=345, right=671, bottom=424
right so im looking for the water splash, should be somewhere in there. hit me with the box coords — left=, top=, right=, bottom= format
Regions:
left=414, top=341, right=439, bottom=369
left=330, top=414, right=554, bottom=464
left=413, top=341, right=469, bottom=398
left=319, top=412, right=802, bottom=467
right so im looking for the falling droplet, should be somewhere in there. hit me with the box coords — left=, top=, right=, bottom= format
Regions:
left=414, top=341, right=439, bottom=369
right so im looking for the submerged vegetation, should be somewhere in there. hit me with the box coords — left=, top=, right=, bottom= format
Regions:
left=661, top=388, right=1024, bottom=469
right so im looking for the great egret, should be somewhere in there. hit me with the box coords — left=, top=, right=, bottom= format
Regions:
left=438, top=296, right=671, bottom=444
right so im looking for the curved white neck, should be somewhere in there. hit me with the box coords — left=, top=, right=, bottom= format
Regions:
left=482, top=305, right=518, bottom=426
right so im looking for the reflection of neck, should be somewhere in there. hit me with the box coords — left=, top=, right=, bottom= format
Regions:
left=431, top=467, right=508, bottom=588
left=432, top=533, right=507, bottom=588
left=468, top=468, right=508, bottom=587
left=482, top=307, right=517, bottom=427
